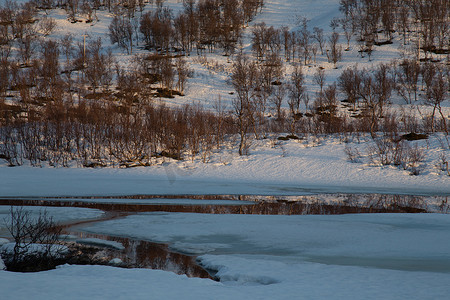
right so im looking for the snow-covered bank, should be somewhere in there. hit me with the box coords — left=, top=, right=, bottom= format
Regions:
left=1, top=262, right=449, bottom=300
left=1, top=135, right=449, bottom=197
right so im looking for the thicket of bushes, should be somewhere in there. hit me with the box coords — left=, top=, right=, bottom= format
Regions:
left=0, top=100, right=237, bottom=166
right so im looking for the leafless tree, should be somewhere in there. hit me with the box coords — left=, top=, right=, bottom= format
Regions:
left=327, top=32, right=342, bottom=67
left=0, top=58, right=9, bottom=99
left=313, top=68, right=326, bottom=94
left=340, top=17, right=353, bottom=50
left=338, top=66, right=361, bottom=109
left=174, top=12, right=189, bottom=54
left=161, top=57, right=174, bottom=91
left=395, top=59, right=420, bottom=104
left=66, top=0, right=80, bottom=22
left=37, top=40, right=62, bottom=101
left=182, top=0, right=198, bottom=54
left=175, top=56, right=191, bottom=94
left=424, top=65, right=449, bottom=134
left=281, top=26, right=291, bottom=61
left=288, top=64, right=306, bottom=116
left=17, top=34, right=38, bottom=66
left=84, top=38, right=114, bottom=93
left=242, top=0, right=261, bottom=25
left=38, top=16, right=56, bottom=36
left=140, top=8, right=173, bottom=54
left=323, top=83, right=338, bottom=110
left=80, top=0, right=94, bottom=23
left=271, top=81, right=286, bottom=120
left=312, top=27, right=325, bottom=55
left=297, top=18, right=311, bottom=65
left=252, top=22, right=267, bottom=59
left=397, top=5, right=410, bottom=45
left=231, top=54, right=258, bottom=155
left=358, top=70, right=386, bottom=137
left=373, top=63, right=394, bottom=119
left=109, top=16, right=134, bottom=54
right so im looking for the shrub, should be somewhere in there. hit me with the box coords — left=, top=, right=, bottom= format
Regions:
left=438, top=153, right=450, bottom=176
left=1, top=207, right=65, bottom=272
left=392, top=140, right=408, bottom=169
left=344, top=145, right=361, bottom=163
left=374, top=137, right=394, bottom=165
left=406, top=143, right=426, bottom=176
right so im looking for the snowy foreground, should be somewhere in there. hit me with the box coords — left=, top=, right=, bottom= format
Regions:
left=1, top=213, right=450, bottom=299
left=0, top=260, right=448, bottom=300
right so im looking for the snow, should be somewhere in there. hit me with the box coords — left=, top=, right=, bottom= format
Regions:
left=1, top=135, right=449, bottom=197
left=0, top=206, right=104, bottom=223
left=250, top=0, right=340, bottom=32
left=74, top=212, right=450, bottom=299
left=0, top=242, right=69, bottom=258
left=0, top=213, right=449, bottom=299
left=108, top=258, right=122, bottom=265
left=0, top=206, right=105, bottom=241
left=75, top=238, right=125, bottom=250
left=0, top=0, right=449, bottom=298
left=0, top=263, right=448, bottom=299
left=82, top=212, right=450, bottom=273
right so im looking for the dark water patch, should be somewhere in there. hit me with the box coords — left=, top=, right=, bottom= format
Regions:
left=0, top=199, right=419, bottom=214
left=0, top=195, right=445, bottom=214
left=67, top=231, right=214, bottom=279
left=0, top=194, right=448, bottom=218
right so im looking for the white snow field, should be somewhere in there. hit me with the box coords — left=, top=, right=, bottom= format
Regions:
left=1, top=134, right=449, bottom=197
left=0, top=260, right=448, bottom=300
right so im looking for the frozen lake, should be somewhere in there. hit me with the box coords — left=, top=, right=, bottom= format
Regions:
left=1, top=194, right=450, bottom=299
left=81, top=211, right=450, bottom=273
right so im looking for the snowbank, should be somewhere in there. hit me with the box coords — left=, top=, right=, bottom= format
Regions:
left=75, top=238, right=125, bottom=250
left=0, top=255, right=5, bottom=270
left=1, top=135, right=448, bottom=197
left=0, top=243, right=68, bottom=259
left=0, top=250, right=449, bottom=299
